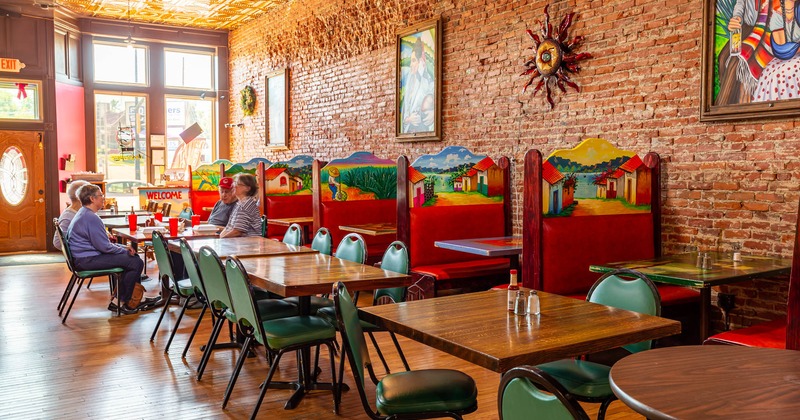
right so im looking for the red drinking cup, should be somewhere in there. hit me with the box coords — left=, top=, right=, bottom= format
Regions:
left=169, top=217, right=179, bottom=236
left=154, top=212, right=163, bottom=222
left=128, top=214, right=138, bottom=232
left=191, top=214, right=201, bottom=227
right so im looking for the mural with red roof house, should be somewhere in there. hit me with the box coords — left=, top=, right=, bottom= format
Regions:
left=543, top=138, right=651, bottom=217
left=409, top=146, right=504, bottom=207
left=263, top=155, right=313, bottom=195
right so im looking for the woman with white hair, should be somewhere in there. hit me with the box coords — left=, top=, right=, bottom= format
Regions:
left=53, top=180, right=90, bottom=250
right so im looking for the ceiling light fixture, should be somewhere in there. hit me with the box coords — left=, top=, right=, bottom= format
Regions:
left=124, top=0, right=135, bottom=49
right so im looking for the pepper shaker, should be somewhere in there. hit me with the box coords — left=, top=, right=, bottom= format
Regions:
left=514, top=291, right=526, bottom=316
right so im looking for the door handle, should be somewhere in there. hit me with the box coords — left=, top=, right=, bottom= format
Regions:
left=37, top=198, right=44, bottom=203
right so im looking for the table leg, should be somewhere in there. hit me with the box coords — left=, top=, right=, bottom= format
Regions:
left=699, top=287, right=710, bottom=342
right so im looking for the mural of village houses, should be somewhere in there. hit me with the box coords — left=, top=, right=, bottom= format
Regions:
left=264, top=155, right=313, bottom=195
left=320, top=152, right=396, bottom=201
left=542, top=138, right=651, bottom=217
left=409, top=146, right=504, bottom=207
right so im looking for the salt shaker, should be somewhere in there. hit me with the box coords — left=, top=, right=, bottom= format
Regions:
left=527, top=290, right=540, bottom=315
left=514, top=291, right=526, bottom=316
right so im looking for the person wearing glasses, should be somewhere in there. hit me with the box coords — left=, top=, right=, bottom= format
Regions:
left=220, top=173, right=261, bottom=238
left=67, top=184, right=157, bottom=315
left=206, top=176, right=238, bottom=226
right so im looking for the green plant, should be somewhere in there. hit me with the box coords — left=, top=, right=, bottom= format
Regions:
left=340, top=167, right=397, bottom=199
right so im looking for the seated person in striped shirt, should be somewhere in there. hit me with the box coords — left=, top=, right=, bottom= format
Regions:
left=220, top=173, right=262, bottom=238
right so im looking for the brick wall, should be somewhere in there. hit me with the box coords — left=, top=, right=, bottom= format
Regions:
left=229, top=0, right=800, bottom=332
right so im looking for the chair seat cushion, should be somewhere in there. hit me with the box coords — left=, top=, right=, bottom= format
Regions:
left=263, top=315, right=335, bottom=349
left=536, top=359, right=612, bottom=399
left=175, top=278, right=195, bottom=296
left=413, top=257, right=510, bottom=281
left=256, top=298, right=299, bottom=321
left=703, top=319, right=786, bottom=348
left=376, top=369, right=477, bottom=415
left=76, top=267, right=124, bottom=277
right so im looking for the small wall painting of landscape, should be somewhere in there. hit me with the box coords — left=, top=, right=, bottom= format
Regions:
left=192, top=159, right=233, bottom=191
left=227, top=157, right=271, bottom=177
left=409, top=146, right=503, bottom=207
left=264, top=155, right=313, bottom=195
left=321, top=152, right=397, bottom=202
left=542, top=138, right=651, bottom=217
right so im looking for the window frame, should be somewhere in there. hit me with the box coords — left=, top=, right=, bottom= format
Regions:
left=0, top=78, right=43, bottom=122
left=91, top=40, right=150, bottom=87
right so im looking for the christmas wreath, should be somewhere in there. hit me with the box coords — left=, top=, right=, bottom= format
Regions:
left=240, top=85, right=256, bottom=116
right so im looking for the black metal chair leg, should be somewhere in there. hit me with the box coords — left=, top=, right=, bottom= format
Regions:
left=367, top=331, right=391, bottom=374
left=150, top=289, right=176, bottom=342
left=389, top=332, right=411, bottom=371
left=164, top=297, right=191, bottom=353
left=598, top=396, right=615, bottom=420
left=327, top=341, right=339, bottom=414
left=86, top=276, right=93, bottom=289
left=182, top=304, right=208, bottom=358
left=222, top=336, right=252, bottom=408
left=58, top=274, right=78, bottom=314
left=197, top=316, right=225, bottom=380
left=61, top=277, right=86, bottom=324
left=250, top=350, right=285, bottom=420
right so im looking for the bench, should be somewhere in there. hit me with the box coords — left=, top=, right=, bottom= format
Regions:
left=258, top=157, right=313, bottom=240
left=522, top=139, right=700, bottom=340
left=397, top=147, right=512, bottom=300
left=312, top=152, right=397, bottom=261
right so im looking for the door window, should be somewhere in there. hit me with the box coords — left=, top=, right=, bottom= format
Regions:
left=0, top=146, right=27, bottom=205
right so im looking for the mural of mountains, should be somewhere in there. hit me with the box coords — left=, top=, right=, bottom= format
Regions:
left=195, top=159, right=233, bottom=172
left=411, top=146, right=486, bottom=172
left=278, top=154, right=314, bottom=169
left=327, top=151, right=394, bottom=166
left=547, top=155, right=631, bottom=173
left=226, top=157, right=271, bottom=175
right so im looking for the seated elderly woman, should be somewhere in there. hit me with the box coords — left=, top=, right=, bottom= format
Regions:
left=220, top=173, right=262, bottom=238
left=67, top=183, right=157, bottom=315
left=53, top=180, right=90, bottom=250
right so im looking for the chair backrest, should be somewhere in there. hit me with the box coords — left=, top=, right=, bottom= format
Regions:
left=151, top=231, right=176, bottom=286
left=282, top=223, right=303, bottom=246
left=498, top=365, right=589, bottom=420
left=179, top=239, right=206, bottom=297
left=53, top=218, right=76, bottom=273
left=260, top=215, right=268, bottom=238
left=587, top=268, right=661, bottom=354
left=225, top=256, right=267, bottom=347
left=311, top=227, right=332, bottom=255
left=374, top=241, right=409, bottom=304
left=333, top=281, right=375, bottom=411
left=147, top=201, right=159, bottom=212
left=197, top=245, right=234, bottom=312
left=161, top=202, right=172, bottom=217
left=335, top=233, right=367, bottom=264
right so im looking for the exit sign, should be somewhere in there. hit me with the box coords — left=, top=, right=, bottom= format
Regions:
left=0, top=58, right=26, bottom=73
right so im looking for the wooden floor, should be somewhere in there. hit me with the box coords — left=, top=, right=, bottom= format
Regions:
left=0, top=261, right=645, bottom=419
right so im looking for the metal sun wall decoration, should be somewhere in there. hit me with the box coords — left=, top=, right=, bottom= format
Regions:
left=521, top=5, right=592, bottom=109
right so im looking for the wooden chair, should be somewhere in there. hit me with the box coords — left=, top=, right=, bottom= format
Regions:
left=161, top=202, right=172, bottom=217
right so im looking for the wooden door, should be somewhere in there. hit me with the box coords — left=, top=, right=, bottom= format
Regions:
left=0, top=131, right=46, bottom=253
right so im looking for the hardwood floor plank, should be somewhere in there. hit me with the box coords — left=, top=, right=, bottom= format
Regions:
left=0, top=260, right=645, bottom=419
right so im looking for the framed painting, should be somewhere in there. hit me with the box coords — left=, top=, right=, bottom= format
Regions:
left=701, top=0, right=800, bottom=121
left=396, top=18, right=442, bottom=142
left=266, top=69, right=289, bottom=149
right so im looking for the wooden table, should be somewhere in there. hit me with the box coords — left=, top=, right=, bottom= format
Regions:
left=338, top=222, right=397, bottom=236
left=166, top=236, right=317, bottom=259
left=239, top=253, right=411, bottom=409
left=434, top=236, right=522, bottom=269
left=102, top=217, right=146, bottom=231
left=359, top=289, right=680, bottom=373
left=610, top=345, right=800, bottom=419
left=267, top=217, right=314, bottom=242
left=590, top=252, right=792, bottom=340
left=111, top=227, right=219, bottom=248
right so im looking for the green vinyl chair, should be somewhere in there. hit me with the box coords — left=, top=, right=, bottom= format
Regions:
left=282, top=222, right=304, bottom=246
left=333, top=281, right=478, bottom=419
left=536, top=268, right=661, bottom=420
left=260, top=215, right=268, bottom=238
left=222, top=255, right=338, bottom=416
left=310, top=227, right=332, bottom=255
left=54, top=218, right=124, bottom=322
left=498, top=365, right=589, bottom=420
left=178, top=239, right=211, bottom=359
left=149, top=231, right=196, bottom=352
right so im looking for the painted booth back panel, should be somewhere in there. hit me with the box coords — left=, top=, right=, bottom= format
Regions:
left=408, top=145, right=504, bottom=208
left=320, top=151, right=397, bottom=202
left=542, top=138, right=651, bottom=217
left=264, top=155, right=313, bottom=196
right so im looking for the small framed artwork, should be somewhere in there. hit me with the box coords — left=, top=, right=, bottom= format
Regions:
left=701, top=0, right=800, bottom=121
left=266, top=69, right=289, bottom=149
left=396, top=18, right=442, bottom=142
left=150, top=134, right=165, bottom=148
left=151, top=149, right=165, bottom=166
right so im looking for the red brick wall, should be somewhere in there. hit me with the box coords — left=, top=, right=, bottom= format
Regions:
left=229, top=0, right=799, bottom=332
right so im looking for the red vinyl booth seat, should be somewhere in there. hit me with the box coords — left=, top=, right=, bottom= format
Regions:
left=703, top=319, right=786, bottom=349
left=409, top=204, right=509, bottom=284
left=321, top=199, right=396, bottom=257
left=541, top=213, right=699, bottom=307
left=265, top=195, right=312, bottom=239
